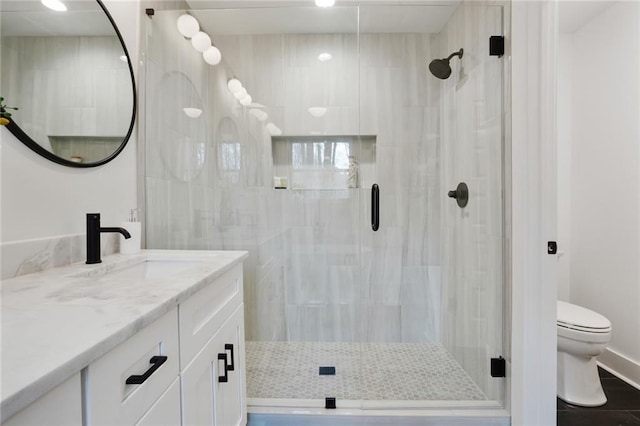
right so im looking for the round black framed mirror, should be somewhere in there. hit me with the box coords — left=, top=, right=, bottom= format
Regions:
left=0, top=0, right=136, bottom=168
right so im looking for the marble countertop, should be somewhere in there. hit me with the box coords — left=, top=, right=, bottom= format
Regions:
left=0, top=249, right=248, bottom=423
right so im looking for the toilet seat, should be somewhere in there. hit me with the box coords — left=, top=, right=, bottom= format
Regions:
left=557, top=301, right=611, bottom=333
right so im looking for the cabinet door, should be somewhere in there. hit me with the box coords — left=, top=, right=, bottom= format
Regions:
left=135, top=378, right=181, bottom=426
left=216, top=305, right=246, bottom=426
left=3, top=373, right=81, bottom=426
left=181, top=304, right=246, bottom=426
left=179, top=265, right=243, bottom=370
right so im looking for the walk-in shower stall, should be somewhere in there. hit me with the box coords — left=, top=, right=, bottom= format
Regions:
left=143, top=0, right=508, bottom=418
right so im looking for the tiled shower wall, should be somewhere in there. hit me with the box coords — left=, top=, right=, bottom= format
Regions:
left=146, top=9, right=444, bottom=344
left=212, top=26, right=444, bottom=343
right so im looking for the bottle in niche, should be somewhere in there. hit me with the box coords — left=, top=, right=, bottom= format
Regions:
left=347, top=156, right=358, bottom=188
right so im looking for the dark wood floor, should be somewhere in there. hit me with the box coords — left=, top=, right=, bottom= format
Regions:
left=557, top=368, right=640, bottom=426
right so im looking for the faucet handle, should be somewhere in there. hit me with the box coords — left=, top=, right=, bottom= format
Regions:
left=86, top=213, right=102, bottom=264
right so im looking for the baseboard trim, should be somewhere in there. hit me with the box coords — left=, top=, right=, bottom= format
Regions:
left=598, top=348, right=640, bottom=390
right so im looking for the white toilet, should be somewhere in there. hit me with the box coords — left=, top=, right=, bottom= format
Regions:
left=557, top=300, right=612, bottom=407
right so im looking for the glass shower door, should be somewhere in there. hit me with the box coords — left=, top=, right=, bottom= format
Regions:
left=358, top=3, right=506, bottom=406
left=439, top=3, right=506, bottom=404
left=143, top=0, right=507, bottom=411
left=201, top=5, right=364, bottom=406
left=271, top=7, right=364, bottom=404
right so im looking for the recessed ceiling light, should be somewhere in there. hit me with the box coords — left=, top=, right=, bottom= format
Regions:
left=318, top=53, right=332, bottom=62
left=315, top=0, right=335, bottom=7
left=41, top=0, right=67, bottom=12
left=308, top=107, right=327, bottom=118
left=249, top=109, right=268, bottom=122
left=234, top=88, right=248, bottom=100
left=203, top=46, right=222, bottom=65
left=227, top=78, right=243, bottom=94
left=191, top=31, right=211, bottom=52
left=177, top=14, right=199, bottom=38
left=183, top=107, right=203, bottom=118
left=239, top=94, right=253, bottom=107
left=266, top=123, right=282, bottom=136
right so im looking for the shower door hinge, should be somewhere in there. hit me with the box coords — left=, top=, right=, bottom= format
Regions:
left=491, top=357, right=506, bottom=378
left=145, top=8, right=155, bottom=17
left=490, top=36, right=505, bottom=57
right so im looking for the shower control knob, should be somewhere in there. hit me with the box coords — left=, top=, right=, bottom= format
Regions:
left=448, top=182, right=469, bottom=208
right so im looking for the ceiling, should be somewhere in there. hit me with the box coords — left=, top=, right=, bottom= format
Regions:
left=558, top=1, right=616, bottom=34
left=186, top=1, right=461, bottom=35
left=0, top=0, right=114, bottom=36
left=1, top=0, right=461, bottom=37
left=3, top=1, right=616, bottom=38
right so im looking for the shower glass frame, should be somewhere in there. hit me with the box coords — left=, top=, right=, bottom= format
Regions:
left=142, top=0, right=508, bottom=414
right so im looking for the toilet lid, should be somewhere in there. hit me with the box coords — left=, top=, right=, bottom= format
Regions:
left=557, top=301, right=611, bottom=332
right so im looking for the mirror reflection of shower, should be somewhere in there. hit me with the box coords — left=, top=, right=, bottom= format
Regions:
left=428, top=48, right=463, bottom=79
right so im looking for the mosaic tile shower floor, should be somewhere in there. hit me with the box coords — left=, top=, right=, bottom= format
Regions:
left=246, top=342, right=486, bottom=401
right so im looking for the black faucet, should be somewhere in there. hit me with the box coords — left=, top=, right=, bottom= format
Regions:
left=86, top=213, right=131, bottom=264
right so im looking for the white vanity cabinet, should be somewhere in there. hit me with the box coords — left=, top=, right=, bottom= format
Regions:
left=180, top=264, right=246, bottom=426
left=135, top=378, right=182, bottom=426
left=86, top=264, right=246, bottom=426
left=1, top=251, right=248, bottom=426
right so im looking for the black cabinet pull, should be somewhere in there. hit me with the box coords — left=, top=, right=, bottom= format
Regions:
left=225, top=344, right=235, bottom=371
left=371, top=184, right=380, bottom=231
left=125, top=355, right=167, bottom=385
left=218, top=353, right=229, bottom=383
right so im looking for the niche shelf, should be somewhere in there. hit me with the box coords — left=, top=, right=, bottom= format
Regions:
left=271, top=135, right=376, bottom=190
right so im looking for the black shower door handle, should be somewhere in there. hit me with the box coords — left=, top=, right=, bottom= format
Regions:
left=372, top=184, right=379, bottom=231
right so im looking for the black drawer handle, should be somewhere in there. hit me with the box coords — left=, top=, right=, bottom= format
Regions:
left=218, top=353, right=229, bottom=383
left=225, top=344, right=235, bottom=372
left=126, top=355, right=167, bottom=385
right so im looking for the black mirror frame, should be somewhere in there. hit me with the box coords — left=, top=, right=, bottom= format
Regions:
left=3, top=0, right=137, bottom=168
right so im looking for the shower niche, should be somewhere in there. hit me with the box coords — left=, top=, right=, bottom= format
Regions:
left=271, top=135, right=376, bottom=190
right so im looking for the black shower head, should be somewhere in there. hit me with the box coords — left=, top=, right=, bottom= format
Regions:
left=428, top=48, right=464, bottom=80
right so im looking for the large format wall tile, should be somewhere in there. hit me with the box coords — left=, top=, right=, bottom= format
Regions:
left=1, top=36, right=131, bottom=158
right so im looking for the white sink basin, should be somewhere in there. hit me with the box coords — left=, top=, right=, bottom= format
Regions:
left=69, top=257, right=209, bottom=280
left=99, top=260, right=204, bottom=280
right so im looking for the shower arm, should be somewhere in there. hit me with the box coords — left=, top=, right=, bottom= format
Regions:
left=446, top=49, right=464, bottom=61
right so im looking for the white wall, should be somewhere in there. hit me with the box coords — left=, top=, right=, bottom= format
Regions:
left=0, top=0, right=141, bottom=278
left=510, top=0, right=558, bottom=424
left=558, top=1, right=640, bottom=384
